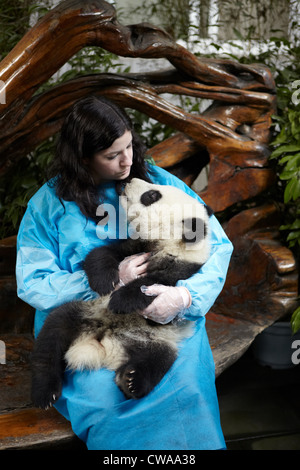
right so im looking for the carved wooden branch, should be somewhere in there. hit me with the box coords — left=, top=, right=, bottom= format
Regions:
left=0, top=0, right=274, bottom=109
left=208, top=202, right=299, bottom=374
left=215, top=203, right=298, bottom=323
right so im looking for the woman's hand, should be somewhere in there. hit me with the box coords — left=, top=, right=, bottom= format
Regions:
left=139, top=284, right=192, bottom=324
left=117, top=252, right=151, bottom=287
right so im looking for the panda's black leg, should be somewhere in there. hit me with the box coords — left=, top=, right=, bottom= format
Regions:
left=115, top=342, right=177, bottom=399
left=31, top=302, right=84, bottom=409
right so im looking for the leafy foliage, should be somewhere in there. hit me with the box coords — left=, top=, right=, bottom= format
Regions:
left=267, top=35, right=300, bottom=254
left=270, top=110, right=300, bottom=250
left=291, top=305, right=300, bottom=335
left=0, top=138, right=55, bottom=238
left=0, top=0, right=46, bottom=61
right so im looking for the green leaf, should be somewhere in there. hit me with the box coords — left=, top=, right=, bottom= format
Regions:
left=281, top=219, right=300, bottom=231
left=271, top=144, right=300, bottom=158
left=286, top=230, right=300, bottom=241
left=280, top=170, right=297, bottom=180
left=291, top=306, right=300, bottom=334
left=290, top=219, right=300, bottom=230
left=279, top=153, right=300, bottom=168
left=283, top=177, right=298, bottom=203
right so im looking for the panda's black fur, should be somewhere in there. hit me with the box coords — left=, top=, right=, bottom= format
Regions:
left=31, top=179, right=213, bottom=409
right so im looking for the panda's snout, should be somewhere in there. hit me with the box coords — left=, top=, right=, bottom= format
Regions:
left=140, top=190, right=162, bottom=207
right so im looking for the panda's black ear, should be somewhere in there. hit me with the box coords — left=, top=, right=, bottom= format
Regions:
left=182, top=217, right=206, bottom=244
left=140, top=190, right=162, bottom=206
left=205, top=205, right=214, bottom=217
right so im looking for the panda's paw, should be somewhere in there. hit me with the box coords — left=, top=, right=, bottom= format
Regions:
left=116, top=366, right=150, bottom=399
left=31, top=376, right=62, bottom=410
left=124, top=369, right=139, bottom=398
left=108, top=289, right=133, bottom=314
left=109, top=285, right=152, bottom=314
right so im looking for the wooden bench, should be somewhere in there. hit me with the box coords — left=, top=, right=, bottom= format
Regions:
left=0, top=238, right=85, bottom=449
left=0, top=0, right=298, bottom=450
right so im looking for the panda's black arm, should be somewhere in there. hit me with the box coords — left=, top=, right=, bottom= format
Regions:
left=31, top=301, right=85, bottom=409
left=108, top=258, right=202, bottom=314
left=83, top=239, right=154, bottom=295
left=83, top=245, right=121, bottom=295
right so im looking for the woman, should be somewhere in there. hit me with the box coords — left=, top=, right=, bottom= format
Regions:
left=16, top=96, right=233, bottom=450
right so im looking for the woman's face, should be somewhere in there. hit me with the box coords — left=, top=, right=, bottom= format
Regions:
left=88, top=130, right=133, bottom=184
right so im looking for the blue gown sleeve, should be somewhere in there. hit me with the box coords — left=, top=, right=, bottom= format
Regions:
left=16, top=201, right=98, bottom=313
left=148, top=164, right=233, bottom=320
left=177, top=214, right=233, bottom=320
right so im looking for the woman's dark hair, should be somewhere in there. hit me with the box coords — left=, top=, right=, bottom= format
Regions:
left=48, top=95, right=151, bottom=220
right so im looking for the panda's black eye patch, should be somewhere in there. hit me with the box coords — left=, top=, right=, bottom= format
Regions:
left=140, top=190, right=162, bottom=206
left=182, top=217, right=206, bottom=243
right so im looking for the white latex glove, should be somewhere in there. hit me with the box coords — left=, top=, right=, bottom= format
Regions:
left=118, top=252, right=151, bottom=286
left=140, top=284, right=192, bottom=324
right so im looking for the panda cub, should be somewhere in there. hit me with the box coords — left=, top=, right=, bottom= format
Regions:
left=31, top=178, right=213, bottom=409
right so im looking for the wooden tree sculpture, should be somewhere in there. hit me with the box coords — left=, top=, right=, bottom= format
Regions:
left=0, top=0, right=298, bottom=379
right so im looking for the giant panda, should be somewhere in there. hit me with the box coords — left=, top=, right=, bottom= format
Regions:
left=31, top=178, right=213, bottom=409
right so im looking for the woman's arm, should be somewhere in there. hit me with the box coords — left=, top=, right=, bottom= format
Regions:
left=176, top=213, right=233, bottom=320
left=16, top=203, right=98, bottom=313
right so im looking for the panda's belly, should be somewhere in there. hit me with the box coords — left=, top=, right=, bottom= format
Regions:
left=65, top=332, right=127, bottom=371
left=65, top=296, right=194, bottom=373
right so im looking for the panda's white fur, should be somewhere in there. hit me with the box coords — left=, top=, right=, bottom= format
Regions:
left=31, top=178, right=212, bottom=408
left=65, top=294, right=194, bottom=372
left=123, top=179, right=210, bottom=265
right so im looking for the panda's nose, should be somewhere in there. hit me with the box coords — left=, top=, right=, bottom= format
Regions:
left=140, top=190, right=162, bottom=206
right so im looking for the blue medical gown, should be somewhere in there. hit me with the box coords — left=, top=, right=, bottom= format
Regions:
left=16, top=164, right=233, bottom=450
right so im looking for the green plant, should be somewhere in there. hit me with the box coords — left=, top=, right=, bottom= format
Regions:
left=291, top=305, right=300, bottom=334
left=0, top=0, right=50, bottom=61
left=270, top=109, right=300, bottom=250
left=264, top=40, right=300, bottom=333
left=0, top=138, right=55, bottom=238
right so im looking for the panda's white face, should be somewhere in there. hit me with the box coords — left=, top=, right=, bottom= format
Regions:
left=121, top=179, right=211, bottom=261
